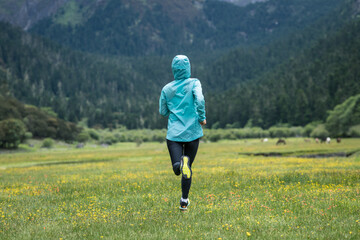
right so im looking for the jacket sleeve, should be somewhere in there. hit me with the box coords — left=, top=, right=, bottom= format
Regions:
left=159, top=89, right=170, bottom=117
left=193, top=79, right=206, bottom=122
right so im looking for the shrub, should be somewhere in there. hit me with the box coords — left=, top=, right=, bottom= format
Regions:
left=152, top=132, right=165, bottom=143
left=42, top=138, right=54, bottom=148
left=0, top=119, right=26, bottom=149
left=101, top=134, right=116, bottom=145
left=326, top=94, right=360, bottom=136
left=303, top=122, right=321, bottom=137
left=211, top=122, right=220, bottom=129
left=25, top=132, right=33, bottom=140
left=269, top=127, right=291, bottom=138
left=76, top=131, right=90, bottom=143
left=114, top=132, right=126, bottom=142
left=208, top=132, right=221, bottom=142
left=135, top=137, right=143, bottom=147
left=310, top=124, right=329, bottom=139
left=347, top=125, right=360, bottom=137
left=88, top=129, right=100, bottom=140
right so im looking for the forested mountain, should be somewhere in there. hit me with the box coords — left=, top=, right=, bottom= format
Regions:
left=0, top=0, right=359, bottom=131
left=206, top=19, right=360, bottom=128
left=0, top=0, right=69, bottom=30
left=0, top=22, right=171, bottom=129
left=219, top=0, right=268, bottom=7
left=29, top=0, right=342, bottom=56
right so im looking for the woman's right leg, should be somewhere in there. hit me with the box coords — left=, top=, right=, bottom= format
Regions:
left=181, top=139, right=200, bottom=199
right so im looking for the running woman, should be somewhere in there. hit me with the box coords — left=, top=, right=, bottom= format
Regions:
left=159, top=55, right=206, bottom=211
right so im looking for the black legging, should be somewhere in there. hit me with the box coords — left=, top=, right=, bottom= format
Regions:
left=167, top=138, right=200, bottom=199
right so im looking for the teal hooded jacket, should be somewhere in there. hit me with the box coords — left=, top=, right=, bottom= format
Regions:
left=159, top=55, right=206, bottom=142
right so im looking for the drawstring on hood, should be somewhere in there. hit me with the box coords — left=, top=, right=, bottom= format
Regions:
left=172, top=55, right=191, bottom=80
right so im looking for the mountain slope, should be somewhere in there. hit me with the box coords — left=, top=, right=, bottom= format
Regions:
left=0, top=0, right=358, bottom=131
left=206, top=18, right=360, bottom=128
left=29, top=0, right=343, bottom=56
left=0, top=0, right=69, bottom=30
left=0, top=22, right=170, bottom=129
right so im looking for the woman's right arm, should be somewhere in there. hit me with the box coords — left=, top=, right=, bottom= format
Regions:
left=159, top=90, right=170, bottom=117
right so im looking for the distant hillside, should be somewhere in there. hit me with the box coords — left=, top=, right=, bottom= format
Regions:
left=0, top=22, right=169, bottom=129
left=0, top=0, right=68, bottom=30
left=219, top=0, right=268, bottom=6
left=0, top=0, right=359, bottom=131
left=206, top=18, right=360, bottom=128
left=30, top=0, right=343, bottom=56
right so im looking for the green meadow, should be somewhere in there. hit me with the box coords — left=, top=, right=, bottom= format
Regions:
left=0, top=138, right=359, bottom=239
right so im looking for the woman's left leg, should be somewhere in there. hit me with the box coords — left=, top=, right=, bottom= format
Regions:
left=167, top=140, right=183, bottom=175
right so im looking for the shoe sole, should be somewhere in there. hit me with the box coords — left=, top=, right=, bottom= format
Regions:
left=179, top=200, right=190, bottom=211
left=181, top=156, right=191, bottom=179
left=179, top=206, right=187, bottom=211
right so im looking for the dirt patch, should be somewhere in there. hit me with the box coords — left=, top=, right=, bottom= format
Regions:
left=240, top=150, right=360, bottom=158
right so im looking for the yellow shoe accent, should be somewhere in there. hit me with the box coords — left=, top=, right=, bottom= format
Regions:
left=182, top=156, right=191, bottom=179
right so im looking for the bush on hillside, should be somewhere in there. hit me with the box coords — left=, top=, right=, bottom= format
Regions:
left=347, top=125, right=360, bottom=137
left=42, top=138, right=54, bottom=148
left=302, top=121, right=322, bottom=137
left=77, top=131, right=90, bottom=143
left=269, top=127, right=291, bottom=138
left=88, top=129, right=100, bottom=140
left=310, top=124, right=329, bottom=139
left=0, top=118, right=26, bottom=149
left=326, top=94, right=360, bottom=137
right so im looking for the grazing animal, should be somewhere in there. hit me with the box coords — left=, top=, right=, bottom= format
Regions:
left=261, top=138, right=269, bottom=142
left=337, top=138, right=341, bottom=143
left=276, top=139, right=286, bottom=145
left=315, top=138, right=319, bottom=143
left=304, top=139, right=311, bottom=143
left=326, top=137, right=331, bottom=144
left=76, top=143, right=84, bottom=149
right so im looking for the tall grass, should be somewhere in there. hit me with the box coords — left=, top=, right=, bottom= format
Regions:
left=0, top=139, right=359, bottom=239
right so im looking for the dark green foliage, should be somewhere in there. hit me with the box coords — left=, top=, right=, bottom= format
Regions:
left=0, top=0, right=358, bottom=131
left=0, top=22, right=169, bottom=129
left=24, top=132, right=33, bottom=140
left=76, top=131, right=90, bottom=143
left=88, top=129, right=100, bottom=140
left=310, top=124, right=329, bottom=139
left=0, top=96, right=80, bottom=141
left=0, top=95, right=24, bottom=120
left=42, top=138, right=54, bottom=148
left=23, top=105, right=79, bottom=140
left=206, top=17, right=360, bottom=129
left=268, top=127, right=291, bottom=138
left=325, top=94, right=360, bottom=137
left=303, top=122, right=322, bottom=137
left=29, top=0, right=342, bottom=56
left=0, top=118, right=26, bottom=148
left=347, top=125, right=360, bottom=137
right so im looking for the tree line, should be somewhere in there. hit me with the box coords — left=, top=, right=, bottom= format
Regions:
left=29, top=0, right=342, bottom=56
left=0, top=0, right=358, bottom=133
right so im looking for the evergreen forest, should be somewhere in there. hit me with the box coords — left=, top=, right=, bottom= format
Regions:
left=0, top=0, right=359, bottom=143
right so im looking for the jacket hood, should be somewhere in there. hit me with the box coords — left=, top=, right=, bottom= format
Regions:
left=172, top=55, right=191, bottom=80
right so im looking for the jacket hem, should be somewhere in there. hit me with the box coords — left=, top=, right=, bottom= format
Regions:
left=166, top=134, right=203, bottom=143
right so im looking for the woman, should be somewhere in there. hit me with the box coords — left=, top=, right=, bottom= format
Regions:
left=159, top=55, right=206, bottom=211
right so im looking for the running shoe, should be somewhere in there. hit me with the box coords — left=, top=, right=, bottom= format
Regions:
left=179, top=199, right=190, bottom=211
left=180, top=156, right=191, bottom=179
left=173, top=162, right=181, bottom=176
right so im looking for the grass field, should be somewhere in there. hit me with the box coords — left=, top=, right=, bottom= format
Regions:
left=0, top=138, right=359, bottom=239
